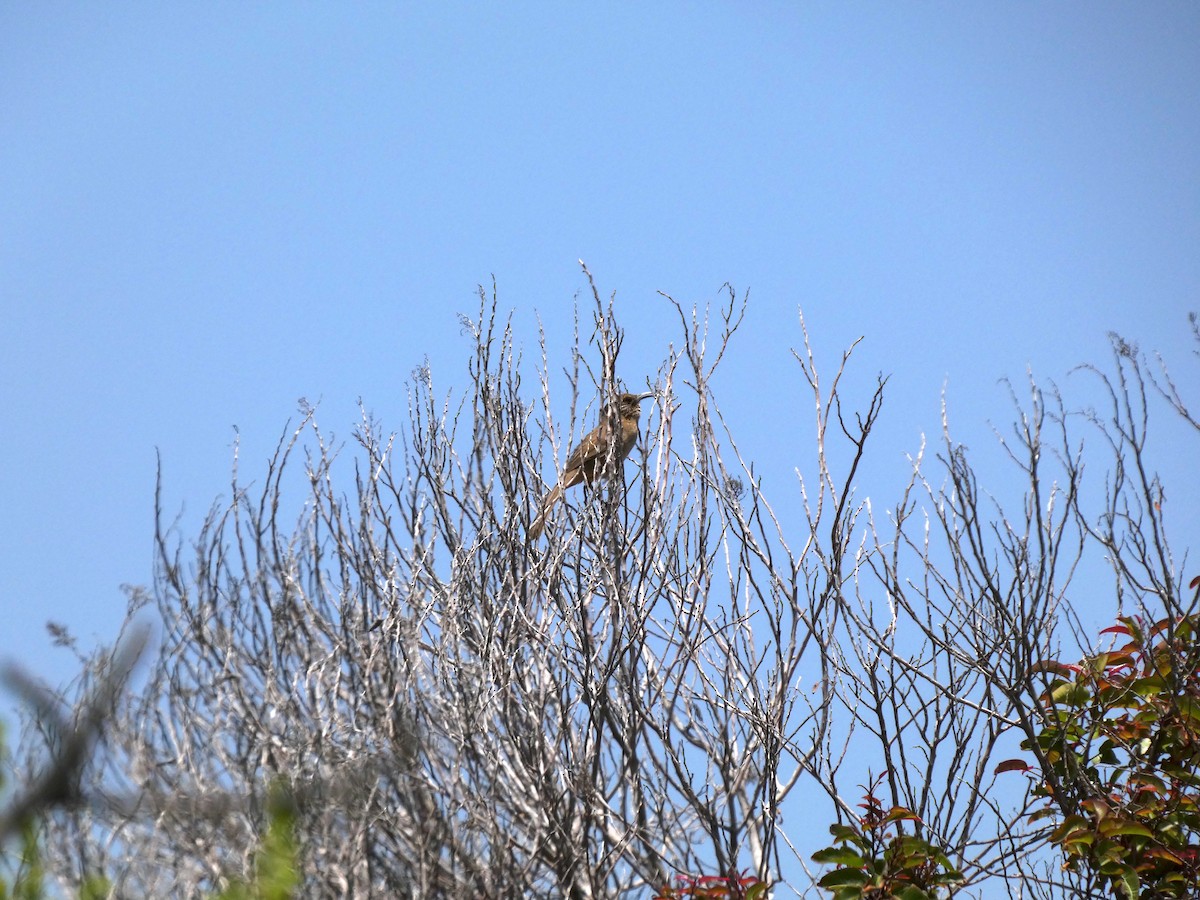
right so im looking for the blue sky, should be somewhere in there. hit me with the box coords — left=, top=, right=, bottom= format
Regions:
left=2, top=0, right=1198, bottom=870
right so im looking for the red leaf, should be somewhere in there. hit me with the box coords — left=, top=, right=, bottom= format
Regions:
left=1030, top=659, right=1076, bottom=676
left=1150, top=617, right=1175, bottom=636
left=995, top=759, right=1032, bottom=774
left=1100, top=625, right=1132, bottom=636
left=1190, top=575, right=1200, bottom=590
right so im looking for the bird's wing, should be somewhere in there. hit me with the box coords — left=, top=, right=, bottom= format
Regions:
left=562, top=422, right=610, bottom=487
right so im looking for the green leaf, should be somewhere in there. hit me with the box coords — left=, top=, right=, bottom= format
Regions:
left=1116, top=865, right=1140, bottom=900
left=1028, top=806, right=1058, bottom=823
left=827, top=823, right=868, bottom=849
left=1132, top=675, right=1167, bottom=697
left=1098, top=820, right=1154, bottom=839
left=80, top=876, right=113, bottom=900
left=934, top=868, right=966, bottom=885
left=1050, top=814, right=1090, bottom=843
left=1050, top=681, right=1091, bottom=705
left=812, top=847, right=866, bottom=867
left=817, top=868, right=870, bottom=888
left=1177, top=695, right=1200, bottom=726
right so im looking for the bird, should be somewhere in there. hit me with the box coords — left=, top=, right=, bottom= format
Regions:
left=529, top=390, right=654, bottom=539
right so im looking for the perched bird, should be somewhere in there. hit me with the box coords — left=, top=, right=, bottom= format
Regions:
left=529, top=390, right=654, bottom=539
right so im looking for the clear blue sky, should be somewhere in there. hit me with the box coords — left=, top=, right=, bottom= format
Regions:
left=2, top=0, right=1198, bottom=865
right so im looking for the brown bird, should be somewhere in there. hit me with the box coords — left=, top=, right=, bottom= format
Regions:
left=529, top=390, right=654, bottom=539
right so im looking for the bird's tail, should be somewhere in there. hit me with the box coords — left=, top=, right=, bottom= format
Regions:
left=528, top=484, right=564, bottom=540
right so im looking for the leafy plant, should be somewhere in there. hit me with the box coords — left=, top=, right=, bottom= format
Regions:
left=653, top=870, right=767, bottom=900
left=216, top=780, right=300, bottom=900
left=811, top=778, right=963, bottom=899
left=0, top=723, right=45, bottom=900
left=999, top=593, right=1200, bottom=898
